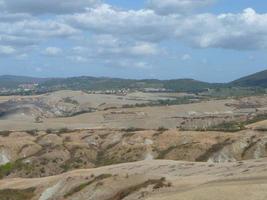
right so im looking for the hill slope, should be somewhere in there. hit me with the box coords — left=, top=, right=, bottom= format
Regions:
left=2, top=69, right=267, bottom=92
left=0, top=75, right=216, bottom=92
left=0, top=159, right=267, bottom=200
left=231, top=70, right=267, bottom=87
left=40, top=77, right=215, bottom=92
left=0, top=75, right=47, bottom=89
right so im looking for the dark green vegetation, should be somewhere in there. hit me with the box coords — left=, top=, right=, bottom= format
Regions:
left=107, top=178, right=171, bottom=200
left=202, top=122, right=246, bottom=132
left=0, top=188, right=36, bottom=200
left=157, top=146, right=178, bottom=159
left=203, top=87, right=266, bottom=98
left=196, top=139, right=234, bottom=161
left=0, top=75, right=47, bottom=89
left=2, top=69, right=267, bottom=96
left=64, top=175, right=171, bottom=200
left=0, top=160, right=33, bottom=179
left=190, top=113, right=267, bottom=133
left=231, top=69, right=267, bottom=87
left=0, top=162, right=15, bottom=178
left=38, top=77, right=216, bottom=93
left=64, top=174, right=112, bottom=198
left=122, top=96, right=201, bottom=108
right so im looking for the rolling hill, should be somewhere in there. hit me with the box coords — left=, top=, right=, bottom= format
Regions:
left=0, top=75, right=48, bottom=89
left=1, top=69, right=267, bottom=93
left=0, top=75, right=217, bottom=93
left=231, top=69, right=267, bottom=87
left=39, top=77, right=216, bottom=92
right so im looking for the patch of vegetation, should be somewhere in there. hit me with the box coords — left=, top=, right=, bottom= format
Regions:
left=45, top=128, right=53, bottom=134
left=203, top=121, right=246, bottom=132
left=204, top=87, right=266, bottom=98
left=45, top=128, right=73, bottom=134
left=195, top=113, right=267, bottom=133
left=0, top=163, right=14, bottom=178
left=25, top=129, right=38, bottom=136
left=122, top=127, right=145, bottom=132
left=64, top=174, right=112, bottom=198
left=96, top=145, right=146, bottom=167
left=0, top=160, right=33, bottom=179
left=65, top=109, right=96, bottom=117
left=0, top=130, right=12, bottom=137
left=95, top=151, right=117, bottom=167
left=196, top=138, right=234, bottom=161
left=123, top=96, right=202, bottom=108
left=157, top=146, right=177, bottom=159
left=157, top=96, right=200, bottom=106
left=63, top=97, right=79, bottom=105
left=231, top=69, right=267, bottom=88
left=241, top=137, right=261, bottom=159
left=0, top=188, right=36, bottom=200
left=245, top=113, right=267, bottom=125
left=157, top=126, right=168, bottom=132
left=254, top=127, right=267, bottom=131
left=107, top=178, right=171, bottom=200
left=57, top=128, right=72, bottom=134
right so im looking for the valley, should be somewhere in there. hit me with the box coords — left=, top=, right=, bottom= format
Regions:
left=1, top=72, right=267, bottom=199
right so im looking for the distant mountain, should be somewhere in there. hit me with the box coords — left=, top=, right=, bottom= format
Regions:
left=0, top=75, right=217, bottom=92
left=39, top=77, right=218, bottom=93
left=0, top=75, right=48, bottom=89
left=3, top=70, right=267, bottom=93
left=231, top=70, right=267, bottom=87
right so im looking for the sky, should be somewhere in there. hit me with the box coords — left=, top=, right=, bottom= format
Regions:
left=0, top=0, right=267, bottom=82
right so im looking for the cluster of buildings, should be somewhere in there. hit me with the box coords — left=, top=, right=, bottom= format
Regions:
left=0, top=83, right=39, bottom=95
left=87, top=88, right=131, bottom=95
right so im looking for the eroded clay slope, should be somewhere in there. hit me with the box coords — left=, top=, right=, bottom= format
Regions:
left=0, top=159, right=267, bottom=200
left=1, top=128, right=267, bottom=179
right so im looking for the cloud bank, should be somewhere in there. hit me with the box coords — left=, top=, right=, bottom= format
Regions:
left=0, top=0, right=267, bottom=70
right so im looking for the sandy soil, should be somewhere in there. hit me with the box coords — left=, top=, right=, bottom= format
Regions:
left=0, top=159, right=267, bottom=200
left=0, top=98, right=235, bottom=131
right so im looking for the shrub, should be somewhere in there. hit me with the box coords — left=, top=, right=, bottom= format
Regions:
left=46, top=129, right=53, bottom=134
left=26, top=129, right=38, bottom=136
left=157, top=126, right=168, bottom=132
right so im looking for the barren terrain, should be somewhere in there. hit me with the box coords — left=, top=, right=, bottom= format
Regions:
left=1, top=90, right=267, bottom=199
left=0, top=159, right=267, bottom=200
left=1, top=90, right=266, bottom=131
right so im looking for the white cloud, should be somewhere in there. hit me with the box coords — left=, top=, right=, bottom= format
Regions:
left=0, top=45, right=16, bottom=55
left=146, top=0, right=214, bottom=15
left=104, top=59, right=151, bottom=69
left=69, top=55, right=88, bottom=62
left=64, top=5, right=267, bottom=50
left=181, top=54, right=191, bottom=61
left=35, top=67, right=43, bottom=72
left=0, top=0, right=267, bottom=70
left=72, top=46, right=87, bottom=53
left=0, top=35, right=39, bottom=46
left=16, top=53, right=28, bottom=60
left=133, top=61, right=151, bottom=69
left=0, top=19, right=77, bottom=38
left=2, top=0, right=101, bottom=14
left=175, top=8, right=267, bottom=50
left=43, top=47, right=62, bottom=56
left=130, top=42, right=159, bottom=56
left=73, top=34, right=161, bottom=59
left=93, top=34, right=119, bottom=47
left=0, top=13, right=32, bottom=22
left=64, top=4, right=177, bottom=42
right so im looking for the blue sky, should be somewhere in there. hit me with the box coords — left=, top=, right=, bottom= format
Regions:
left=0, top=0, right=267, bottom=82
